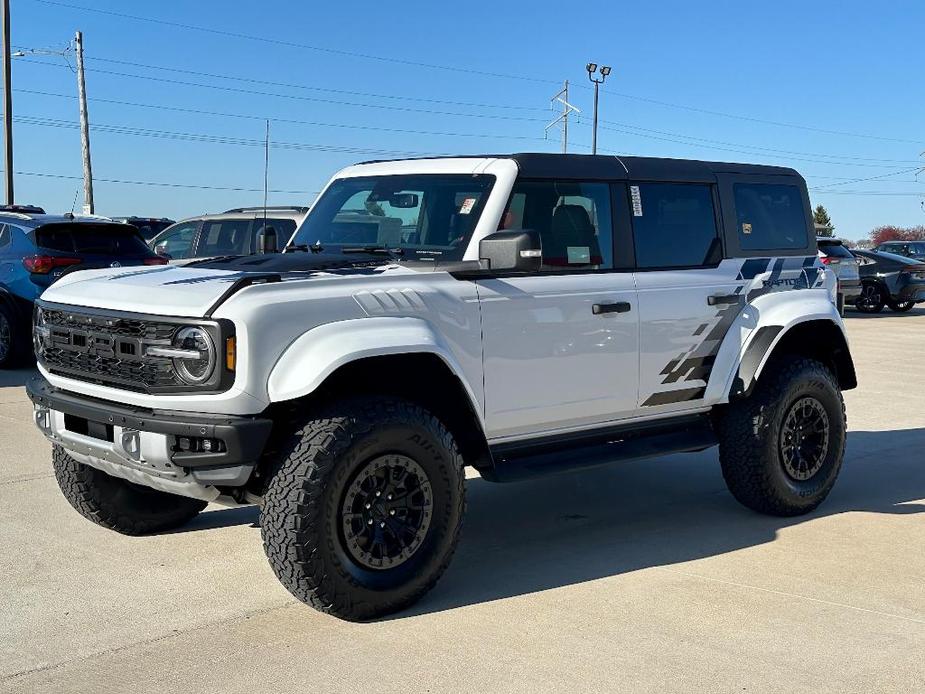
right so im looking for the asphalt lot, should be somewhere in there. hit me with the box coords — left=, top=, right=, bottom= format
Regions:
left=2, top=308, right=924, bottom=693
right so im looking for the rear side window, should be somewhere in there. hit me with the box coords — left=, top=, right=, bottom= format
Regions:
left=198, top=220, right=253, bottom=256
left=35, top=223, right=151, bottom=255
left=734, top=184, right=808, bottom=251
left=252, top=218, right=298, bottom=252
left=630, top=183, right=720, bottom=269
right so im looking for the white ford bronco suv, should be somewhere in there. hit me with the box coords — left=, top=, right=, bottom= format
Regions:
left=28, top=154, right=856, bottom=620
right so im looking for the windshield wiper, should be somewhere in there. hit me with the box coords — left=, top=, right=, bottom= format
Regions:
left=341, top=245, right=404, bottom=259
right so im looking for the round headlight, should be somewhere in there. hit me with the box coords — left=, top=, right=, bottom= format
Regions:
left=172, top=326, right=215, bottom=385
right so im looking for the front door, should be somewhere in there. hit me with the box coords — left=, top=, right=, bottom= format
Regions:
left=477, top=179, right=639, bottom=441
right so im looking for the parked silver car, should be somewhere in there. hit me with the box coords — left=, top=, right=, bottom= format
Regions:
left=149, top=206, right=309, bottom=263
left=817, top=237, right=860, bottom=314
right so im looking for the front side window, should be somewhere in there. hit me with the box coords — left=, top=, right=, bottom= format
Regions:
left=630, top=183, right=719, bottom=269
left=292, top=175, right=494, bottom=261
left=734, top=183, right=808, bottom=251
left=501, top=180, right=613, bottom=270
left=154, top=223, right=198, bottom=259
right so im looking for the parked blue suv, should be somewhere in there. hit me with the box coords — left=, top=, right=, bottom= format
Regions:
left=0, top=207, right=166, bottom=367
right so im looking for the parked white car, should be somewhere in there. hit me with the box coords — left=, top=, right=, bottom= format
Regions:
left=29, top=153, right=855, bottom=620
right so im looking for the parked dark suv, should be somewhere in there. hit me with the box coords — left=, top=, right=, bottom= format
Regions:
left=852, top=249, right=925, bottom=313
left=0, top=211, right=166, bottom=367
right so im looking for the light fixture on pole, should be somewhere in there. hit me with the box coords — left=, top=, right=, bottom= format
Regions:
left=586, top=62, right=611, bottom=155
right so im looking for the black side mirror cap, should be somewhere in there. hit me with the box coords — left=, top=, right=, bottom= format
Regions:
left=478, top=230, right=542, bottom=272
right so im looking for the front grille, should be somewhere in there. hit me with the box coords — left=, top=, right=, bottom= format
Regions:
left=38, top=307, right=185, bottom=392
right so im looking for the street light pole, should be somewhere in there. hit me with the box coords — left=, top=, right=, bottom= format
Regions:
left=586, top=63, right=611, bottom=155
left=74, top=31, right=93, bottom=214
left=1, top=0, right=13, bottom=205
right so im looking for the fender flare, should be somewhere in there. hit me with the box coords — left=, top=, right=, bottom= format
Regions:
left=708, top=291, right=854, bottom=404
left=266, top=316, right=483, bottom=419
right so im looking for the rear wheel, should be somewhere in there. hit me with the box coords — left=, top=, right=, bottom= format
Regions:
left=855, top=282, right=885, bottom=313
left=52, top=446, right=208, bottom=534
left=0, top=303, right=21, bottom=369
left=716, top=357, right=846, bottom=516
left=260, top=397, right=465, bottom=621
left=887, top=299, right=916, bottom=312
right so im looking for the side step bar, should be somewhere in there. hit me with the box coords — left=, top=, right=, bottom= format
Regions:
left=482, top=414, right=717, bottom=483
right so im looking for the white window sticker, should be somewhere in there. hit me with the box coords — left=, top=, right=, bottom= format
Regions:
left=630, top=185, right=643, bottom=216
left=459, top=197, right=477, bottom=215
left=742, top=222, right=752, bottom=235
left=567, top=246, right=591, bottom=264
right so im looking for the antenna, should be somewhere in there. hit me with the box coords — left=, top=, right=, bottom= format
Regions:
left=69, top=187, right=79, bottom=215
left=544, top=81, right=580, bottom=153
left=262, top=119, right=270, bottom=231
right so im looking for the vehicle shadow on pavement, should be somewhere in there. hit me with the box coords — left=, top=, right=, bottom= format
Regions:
left=399, top=427, right=925, bottom=618
left=845, top=308, right=924, bottom=319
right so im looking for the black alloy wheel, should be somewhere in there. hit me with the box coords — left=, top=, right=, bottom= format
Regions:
left=340, top=454, right=434, bottom=570
left=780, top=396, right=830, bottom=482
left=855, top=282, right=885, bottom=313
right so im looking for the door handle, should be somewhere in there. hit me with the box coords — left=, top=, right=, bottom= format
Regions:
left=592, top=301, right=632, bottom=315
left=707, top=294, right=741, bottom=306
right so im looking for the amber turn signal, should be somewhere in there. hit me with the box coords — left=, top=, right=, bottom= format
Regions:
left=225, top=336, right=236, bottom=371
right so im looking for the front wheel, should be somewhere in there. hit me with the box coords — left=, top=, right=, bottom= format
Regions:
left=716, top=357, right=846, bottom=516
left=855, top=282, right=885, bottom=313
left=52, top=446, right=208, bottom=534
left=260, top=397, right=465, bottom=621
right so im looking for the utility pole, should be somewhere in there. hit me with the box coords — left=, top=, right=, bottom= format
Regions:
left=544, top=80, right=580, bottom=154
left=1, top=0, right=13, bottom=205
left=74, top=31, right=93, bottom=214
left=586, top=63, right=612, bottom=155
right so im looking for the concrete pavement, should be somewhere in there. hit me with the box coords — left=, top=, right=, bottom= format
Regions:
left=1, top=309, right=924, bottom=693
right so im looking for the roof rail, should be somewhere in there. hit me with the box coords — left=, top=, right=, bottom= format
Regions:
left=222, top=205, right=310, bottom=214
left=0, top=204, right=45, bottom=214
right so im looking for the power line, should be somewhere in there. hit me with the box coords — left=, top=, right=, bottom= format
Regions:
left=25, top=1, right=923, bottom=147
left=25, top=0, right=559, bottom=85
left=16, top=88, right=550, bottom=142
left=599, top=90, right=925, bottom=146
left=83, top=55, right=548, bottom=113
left=6, top=168, right=318, bottom=194
left=18, top=57, right=550, bottom=123
left=14, top=114, right=447, bottom=158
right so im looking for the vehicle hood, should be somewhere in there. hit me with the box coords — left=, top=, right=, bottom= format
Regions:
left=39, top=253, right=399, bottom=317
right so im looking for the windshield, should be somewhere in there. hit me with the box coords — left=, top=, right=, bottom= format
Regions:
left=291, top=174, right=495, bottom=260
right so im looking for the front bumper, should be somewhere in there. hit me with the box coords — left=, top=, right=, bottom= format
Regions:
left=27, top=376, right=272, bottom=499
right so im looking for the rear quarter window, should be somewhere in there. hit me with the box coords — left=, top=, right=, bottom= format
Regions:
left=734, top=183, right=808, bottom=251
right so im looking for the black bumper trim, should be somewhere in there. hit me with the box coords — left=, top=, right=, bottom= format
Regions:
left=26, top=376, right=273, bottom=470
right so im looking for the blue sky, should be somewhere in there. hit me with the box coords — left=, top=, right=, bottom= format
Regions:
left=8, top=0, right=925, bottom=240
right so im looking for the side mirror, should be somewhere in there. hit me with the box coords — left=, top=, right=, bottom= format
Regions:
left=154, top=243, right=172, bottom=259
left=478, top=230, right=542, bottom=272
left=257, top=226, right=278, bottom=254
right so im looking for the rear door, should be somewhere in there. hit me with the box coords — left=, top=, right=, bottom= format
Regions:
left=477, top=179, right=639, bottom=440
left=629, top=181, right=742, bottom=410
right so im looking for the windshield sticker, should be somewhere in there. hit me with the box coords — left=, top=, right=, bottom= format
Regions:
left=567, top=246, right=591, bottom=264
left=630, top=186, right=643, bottom=216
left=459, top=197, right=477, bottom=215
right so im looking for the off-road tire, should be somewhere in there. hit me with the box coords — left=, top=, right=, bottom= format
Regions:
left=716, top=357, right=846, bottom=516
left=260, top=397, right=465, bottom=621
left=52, top=446, right=208, bottom=534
